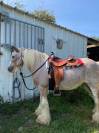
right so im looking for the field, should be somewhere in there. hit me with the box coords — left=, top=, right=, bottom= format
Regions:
left=0, top=86, right=99, bottom=133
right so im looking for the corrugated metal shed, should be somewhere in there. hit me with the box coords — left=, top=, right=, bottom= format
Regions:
left=0, top=2, right=98, bottom=102
left=0, top=1, right=88, bottom=58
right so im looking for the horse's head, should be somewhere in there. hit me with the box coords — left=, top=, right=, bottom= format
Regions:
left=8, top=46, right=23, bottom=73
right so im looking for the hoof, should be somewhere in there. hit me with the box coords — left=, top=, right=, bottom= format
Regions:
left=36, top=114, right=51, bottom=125
left=92, top=112, right=99, bottom=123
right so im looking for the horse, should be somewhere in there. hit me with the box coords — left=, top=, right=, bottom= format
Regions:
left=8, top=46, right=99, bottom=125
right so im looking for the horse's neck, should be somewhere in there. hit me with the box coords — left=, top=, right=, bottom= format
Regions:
left=23, top=49, right=48, bottom=72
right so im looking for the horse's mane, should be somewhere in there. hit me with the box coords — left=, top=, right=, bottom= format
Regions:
left=22, top=48, right=48, bottom=70
left=24, top=48, right=48, bottom=59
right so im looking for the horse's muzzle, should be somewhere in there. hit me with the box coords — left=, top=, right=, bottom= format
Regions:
left=8, top=66, right=14, bottom=72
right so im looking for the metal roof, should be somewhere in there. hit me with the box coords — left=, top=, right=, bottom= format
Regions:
left=0, top=1, right=99, bottom=44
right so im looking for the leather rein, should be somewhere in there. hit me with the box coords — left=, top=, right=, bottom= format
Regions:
left=19, top=52, right=54, bottom=90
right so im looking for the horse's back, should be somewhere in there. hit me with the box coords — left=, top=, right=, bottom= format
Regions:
left=80, top=57, right=96, bottom=65
left=60, top=57, right=99, bottom=90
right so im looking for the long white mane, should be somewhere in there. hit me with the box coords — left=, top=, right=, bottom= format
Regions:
left=22, top=49, right=49, bottom=71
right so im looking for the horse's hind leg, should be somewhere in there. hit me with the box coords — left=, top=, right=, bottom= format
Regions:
left=87, top=83, right=99, bottom=123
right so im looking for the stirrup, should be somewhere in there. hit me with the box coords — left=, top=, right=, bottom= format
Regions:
left=53, top=89, right=61, bottom=96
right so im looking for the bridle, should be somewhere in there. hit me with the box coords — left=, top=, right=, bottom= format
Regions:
left=18, top=50, right=54, bottom=90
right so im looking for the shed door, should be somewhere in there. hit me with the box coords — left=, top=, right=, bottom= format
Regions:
left=0, top=15, right=45, bottom=52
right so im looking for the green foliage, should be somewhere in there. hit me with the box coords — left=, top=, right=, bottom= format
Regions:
left=0, top=96, right=4, bottom=104
left=32, top=10, right=56, bottom=24
left=0, top=101, right=22, bottom=115
left=14, top=2, right=25, bottom=10
left=92, top=37, right=99, bottom=41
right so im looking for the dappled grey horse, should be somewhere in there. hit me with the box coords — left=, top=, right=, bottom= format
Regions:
left=7, top=46, right=99, bottom=125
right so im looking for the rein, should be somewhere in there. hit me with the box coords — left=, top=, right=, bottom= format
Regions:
left=19, top=52, right=54, bottom=90
left=20, top=71, right=36, bottom=90
left=20, top=57, right=49, bottom=78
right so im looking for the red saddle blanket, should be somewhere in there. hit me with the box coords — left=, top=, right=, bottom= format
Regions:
left=48, top=56, right=84, bottom=94
left=49, top=56, right=84, bottom=67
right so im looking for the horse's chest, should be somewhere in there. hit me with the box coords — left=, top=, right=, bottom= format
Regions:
left=33, top=68, right=48, bottom=86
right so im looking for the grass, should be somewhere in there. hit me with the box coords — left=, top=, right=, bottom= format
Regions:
left=0, top=86, right=99, bottom=133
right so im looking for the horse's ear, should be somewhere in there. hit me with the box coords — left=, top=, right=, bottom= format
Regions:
left=0, top=51, right=3, bottom=55
left=11, top=46, right=19, bottom=53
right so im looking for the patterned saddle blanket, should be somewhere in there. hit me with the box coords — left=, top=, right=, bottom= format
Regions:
left=48, top=56, right=84, bottom=67
left=48, top=56, right=84, bottom=95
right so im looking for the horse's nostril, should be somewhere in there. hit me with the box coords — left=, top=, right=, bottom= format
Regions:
left=8, top=66, right=13, bottom=72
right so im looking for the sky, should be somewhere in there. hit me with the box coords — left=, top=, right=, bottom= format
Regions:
left=3, top=0, right=99, bottom=37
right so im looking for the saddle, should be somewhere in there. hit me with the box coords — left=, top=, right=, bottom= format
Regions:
left=48, top=55, right=84, bottom=96
left=51, top=57, right=84, bottom=67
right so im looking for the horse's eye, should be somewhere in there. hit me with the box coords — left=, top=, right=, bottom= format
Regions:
left=12, top=56, right=15, bottom=59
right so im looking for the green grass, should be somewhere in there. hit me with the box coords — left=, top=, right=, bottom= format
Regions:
left=0, top=86, right=99, bottom=133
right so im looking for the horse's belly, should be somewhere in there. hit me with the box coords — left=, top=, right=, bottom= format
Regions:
left=60, top=81, right=83, bottom=90
left=60, top=68, right=85, bottom=90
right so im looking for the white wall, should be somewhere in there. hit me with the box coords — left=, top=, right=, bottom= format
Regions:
left=0, top=47, right=38, bottom=102
left=0, top=4, right=88, bottom=102
left=0, top=47, right=13, bottom=102
left=0, top=4, right=87, bottom=58
left=44, top=25, right=87, bottom=58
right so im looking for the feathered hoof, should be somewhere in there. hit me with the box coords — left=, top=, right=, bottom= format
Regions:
left=92, top=108, right=96, bottom=113
left=36, top=114, right=51, bottom=125
left=34, top=109, right=41, bottom=116
left=92, top=112, right=99, bottom=123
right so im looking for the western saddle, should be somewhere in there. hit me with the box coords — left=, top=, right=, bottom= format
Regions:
left=48, top=54, right=84, bottom=96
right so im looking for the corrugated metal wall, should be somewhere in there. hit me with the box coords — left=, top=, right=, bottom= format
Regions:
left=0, top=4, right=87, bottom=58
left=0, top=15, right=45, bottom=52
left=0, top=47, right=39, bottom=102
left=0, top=47, right=13, bottom=102
left=43, top=25, right=87, bottom=58
left=0, top=4, right=87, bottom=102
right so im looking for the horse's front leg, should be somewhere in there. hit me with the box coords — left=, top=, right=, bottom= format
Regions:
left=34, top=90, right=43, bottom=116
left=33, top=78, right=44, bottom=116
left=34, top=85, right=48, bottom=116
left=36, top=86, right=51, bottom=125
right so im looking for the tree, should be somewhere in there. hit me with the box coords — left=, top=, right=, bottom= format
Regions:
left=14, top=2, right=25, bottom=10
left=14, top=1, right=26, bottom=10
left=32, top=10, right=56, bottom=24
left=93, top=37, right=99, bottom=41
